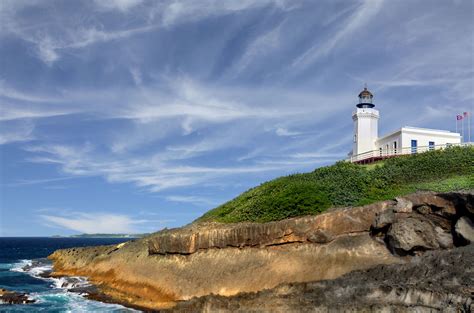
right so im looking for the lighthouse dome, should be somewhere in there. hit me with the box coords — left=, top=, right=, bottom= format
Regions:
left=358, top=87, right=373, bottom=99
left=357, top=86, right=375, bottom=108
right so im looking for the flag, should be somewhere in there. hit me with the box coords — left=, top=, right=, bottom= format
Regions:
left=457, top=115, right=463, bottom=120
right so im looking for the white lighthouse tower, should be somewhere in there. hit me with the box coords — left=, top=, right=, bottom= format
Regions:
left=352, top=86, right=379, bottom=156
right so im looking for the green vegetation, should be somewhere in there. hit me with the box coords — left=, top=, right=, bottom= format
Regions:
left=198, top=147, right=474, bottom=223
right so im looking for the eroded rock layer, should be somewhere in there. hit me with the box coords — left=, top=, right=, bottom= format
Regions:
left=48, top=191, right=473, bottom=311
left=168, top=245, right=474, bottom=312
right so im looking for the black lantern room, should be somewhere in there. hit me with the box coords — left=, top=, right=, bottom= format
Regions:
left=357, top=86, right=374, bottom=108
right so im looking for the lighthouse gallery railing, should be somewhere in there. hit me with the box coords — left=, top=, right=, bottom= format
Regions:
left=349, top=142, right=473, bottom=163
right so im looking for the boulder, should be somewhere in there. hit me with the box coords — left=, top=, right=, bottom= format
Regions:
left=387, top=218, right=439, bottom=254
left=372, top=209, right=396, bottom=230
left=455, top=216, right=474, bottom=243
left=0, top=289, right=35, bottom=305
left=415, top=205, right=432, bottom=215
left=393, top=197, right=413, bottom=213
left=434, top=226, right=453, bottom=249
left=405, top=193, right=457, bottom=217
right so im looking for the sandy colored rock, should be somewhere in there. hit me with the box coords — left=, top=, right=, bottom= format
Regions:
left=147, top=200, right=393, bottom=255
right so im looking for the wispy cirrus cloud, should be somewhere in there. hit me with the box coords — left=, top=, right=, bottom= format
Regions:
left=0, top=120, right=35, bottom=145
left=154, top=0, right=295, bottom=27
left=41, top=212, right=155, bottom=233
left=292, top=0, right=384, bottom=68
left=24, top=143, right=288, bottom=191
left=93, top=0, right=144, bottom=12
left=165, top=195, right=219, bottom=206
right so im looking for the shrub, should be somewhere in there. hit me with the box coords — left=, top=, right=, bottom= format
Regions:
left=198, top=146, right=474, bottom=223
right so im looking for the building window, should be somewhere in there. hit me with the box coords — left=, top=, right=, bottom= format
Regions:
left=379, top=148, right=382, bottom=156
left=429, top=141, right=435, bottom=151
left=393, top=141, right=397, bottom=154
left=411, top=140, right=417, bottom=154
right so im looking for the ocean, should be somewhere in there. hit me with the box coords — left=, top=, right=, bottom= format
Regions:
left=0, top=237, right=139, bottom=312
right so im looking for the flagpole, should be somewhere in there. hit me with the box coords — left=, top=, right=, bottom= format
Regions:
left=469, top=112, right=471, bottom=143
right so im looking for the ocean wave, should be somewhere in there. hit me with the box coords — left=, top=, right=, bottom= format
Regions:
left=10, top=258, right=91, bottom=290
left=28, top=291, right=139, bottom=312
left=10, top=259, right=32, bottom=273
left=51, top=276, right=91, bottom=290
left=7, top=258, right=137, bottom=312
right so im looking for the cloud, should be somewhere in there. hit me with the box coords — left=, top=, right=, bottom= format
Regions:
left=165, top=195, right=218, bottom=206
left=292, top=0, right=384, bottom=68
left=129, top=67, right=143, bottom=86
left=231, top=21, right=282, bottom=74
left=41, top=212, right=147, bottom=233
left=156, top=0, right=294, bottom=27
left=3, top=0, right=292, bottom=65
left=37, top=36, right=60, bottom=65
left=5, top=176, right=78, bottom=187
left=25, top=143, right=288, bottom=191
left=275, top=127, right=301, bottom=137
left=5, top=20, right=157, bottom=65
left=0, top=120, right=34, bottom=145
left=94, top=0, right=143, bottom=12
left=0, top=104, right=73, bottom=121
left=0, top=81, right=61, bottom=103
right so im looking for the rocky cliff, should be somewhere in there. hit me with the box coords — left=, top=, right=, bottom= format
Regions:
left=48, top=191, right=473, bottom=311
left=168, top=245, right=473, bottom=312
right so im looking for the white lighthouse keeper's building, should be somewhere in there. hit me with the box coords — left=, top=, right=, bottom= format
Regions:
left=350, top=87, right=462, bottom=163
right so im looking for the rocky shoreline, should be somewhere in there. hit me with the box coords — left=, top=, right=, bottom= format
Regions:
left=47, top=191, right=474, bottom=311
left=0, top=288, right=35, bottom=305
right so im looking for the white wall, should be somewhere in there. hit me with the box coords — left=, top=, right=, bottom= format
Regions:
left=374, top=127, right=461, bottom=156
left=376, top=131, right=401, bottom=154
left=400, top=128, right=461, bottom=149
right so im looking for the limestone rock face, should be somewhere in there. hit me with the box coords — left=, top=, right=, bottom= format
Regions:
left=148, top=201, right=393, bottom=255
left=455, top=216, right=474, bottom=243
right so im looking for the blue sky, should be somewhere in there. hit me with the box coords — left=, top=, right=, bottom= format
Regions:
left=0, top=0, right=472, bottom=236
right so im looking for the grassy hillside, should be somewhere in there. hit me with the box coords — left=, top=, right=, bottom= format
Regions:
left=198, top=146, right=474, bottom=223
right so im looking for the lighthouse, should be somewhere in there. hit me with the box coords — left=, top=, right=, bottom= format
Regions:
left=352, top=86, right=379, bottom=156
left=349, top=86, right=462, bottom=163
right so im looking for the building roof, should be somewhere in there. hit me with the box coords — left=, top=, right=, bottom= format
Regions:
left=377, top=126, right=461, bottom=142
